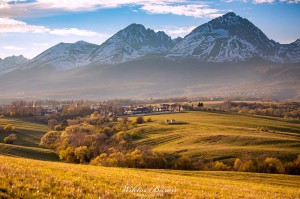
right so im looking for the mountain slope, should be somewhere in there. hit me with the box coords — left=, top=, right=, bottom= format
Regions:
left=26, top=41, right=99, bottom=71
left=276, top=39, right=300, bottom=63
left=168, top=12, right=300, bottom=63
left=90, top=24, right=175, bottom=64
left=0, top=55, right=29, bottom=75
left=1, top=54, right=298, bottom=100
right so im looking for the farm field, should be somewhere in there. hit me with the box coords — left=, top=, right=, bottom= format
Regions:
left=0, top=155, right=300, bottom=199
left=132, top=111, right=300, bottom=162
left=0, top=117, right=58, bottom=161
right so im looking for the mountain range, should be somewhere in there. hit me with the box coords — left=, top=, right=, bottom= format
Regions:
left=168, top=12, right=300, bottom=63
left=0, top=12, right=299, bottom=100
left=0, top=55, right=29, bottom=75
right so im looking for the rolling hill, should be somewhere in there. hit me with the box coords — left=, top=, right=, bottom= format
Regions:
left=0, top=110, right=299, bottom=198
left=1, top=155, right=300, bottom=198
left=0, top=117, right=58, bottom=161
left=132, top=111, right=300, bottom=162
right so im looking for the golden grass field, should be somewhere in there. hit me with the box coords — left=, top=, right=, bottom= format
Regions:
left=1, top=155, right=300, bottom=199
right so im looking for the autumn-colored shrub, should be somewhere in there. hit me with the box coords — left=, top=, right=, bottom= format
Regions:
left=4, top=124, right=15, bottom=132
left=233, top=158, right=242, bottom=171
left=212, top=161, right=230, bottom=171
left=239, top=160, right=257, bottom=172
left=4, top=134, right=17, bottom=144
left=258, top=158, right=285, bottom=174
left=136, top=116, right=145, bottom=124
left=90, top=147, right=167, bottom=169
left=48, top=119, right=58, bottom=129
left=40, top=131, right=62, bottom=148
left=74, top=146, right=91, bottom=164
left=284, top=155, right=300, bottom=175
left=174, top=155, right=193, bottom=170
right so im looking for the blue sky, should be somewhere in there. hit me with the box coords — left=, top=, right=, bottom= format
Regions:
left=0, top=0, right=299, bottom=59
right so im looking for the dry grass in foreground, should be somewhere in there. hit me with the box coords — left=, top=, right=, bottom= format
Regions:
left=0, top=155, right=300, bottom=199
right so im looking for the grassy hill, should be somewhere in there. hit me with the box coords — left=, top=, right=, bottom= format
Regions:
left=1, top=111, right=300, bottom=163
left=0, top=117, right=58, bottom=161
left=133, top=111, right=300, bottom=162
left=0, top=155, right=299, bottom=198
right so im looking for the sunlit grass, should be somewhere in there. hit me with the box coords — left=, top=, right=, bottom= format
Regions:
left=133, top=111, right=300, bottom=161
left=0, top=117, right=58, bottom=161
left=0, top=155, right=299, bottom=198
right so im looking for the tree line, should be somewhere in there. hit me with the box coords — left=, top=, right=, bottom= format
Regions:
left=219, top=101, right=300, bottom=119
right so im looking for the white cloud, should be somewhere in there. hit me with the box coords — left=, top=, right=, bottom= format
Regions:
left=49, top=28, right=98, bottom=37
left=0, top=0, right=222, bottom=18
left=141, top=4, right=220, bottom=18
left=0, top=17, right=102, bottom=37
left=33, top=42, right=50, bottom=46
left=0, top=17, right=49, bottom=33
left=155, top=26, right=197, bottom=37
left=253, top=0, right=275, bottom=3
left=280, top=0, right=300, bottom=2
left=3, top=45, right=25, bottom=50
left=0, top=3, right=10, bottom=9
left=30, top=0, right=189, bottom=11
left=222, top=0, right=299, bottom=3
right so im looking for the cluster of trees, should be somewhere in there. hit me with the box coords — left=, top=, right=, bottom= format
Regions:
left=90, top=146, right=168, bottom=169
left=219, top=101, right=300, bottom=119
left=0, top=100, right=122, bottom=119
left=40, top=116, right=162, bottom=168
left=210, top=156, right=300, bottom=175
left=46, top=106, right=93, bottom=122
left=162, top=155, right=300, bottom=175
left=0, top=100, right=43, bottom=117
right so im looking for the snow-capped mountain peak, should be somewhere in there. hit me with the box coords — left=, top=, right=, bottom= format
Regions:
left=292, top=38, right=300, bottom=45
left=168, top=12, right=295, bottom=63
left=90, top=24, right=175, bottom=64
left=0, top=55, right=29, bottom=75
left=27, top=41, right=99, bottom=71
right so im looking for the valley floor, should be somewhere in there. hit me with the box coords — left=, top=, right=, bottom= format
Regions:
left=0, top=155, right=300, bottom=199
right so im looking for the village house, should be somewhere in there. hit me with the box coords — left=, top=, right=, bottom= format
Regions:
left=125, top=107, right=150, bottom=115
left=153, top=104, right=170, bottom=112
